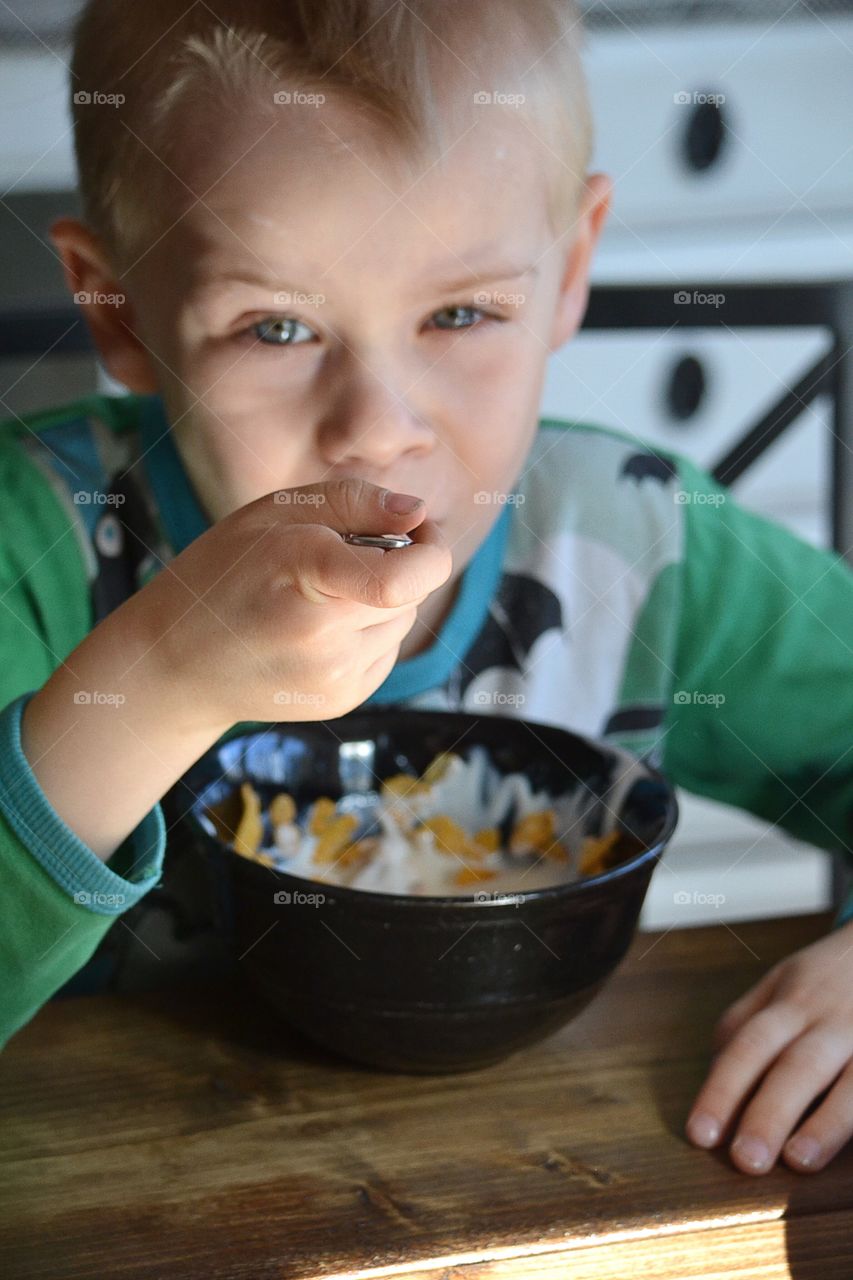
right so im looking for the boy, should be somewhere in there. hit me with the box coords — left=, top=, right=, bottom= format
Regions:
left=1, top=0, right=852, bottom=1181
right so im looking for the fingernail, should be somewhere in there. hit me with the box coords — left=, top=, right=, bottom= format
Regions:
left=784, top=1135, right=821, bottom=1168
left=687, top=1111, right=720, bottom=1147
left=731, top=1134, right=770, bottom=1171
left=383, top=491, right=423, bottom=514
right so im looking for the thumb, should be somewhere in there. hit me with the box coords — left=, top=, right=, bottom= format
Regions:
left=271, top=477, right=426, bottom=534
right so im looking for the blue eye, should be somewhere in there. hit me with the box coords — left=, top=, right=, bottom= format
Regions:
left=252, top=317, right=315, bottom=345
left=431, top=305, right=487, bottom=331
left=244, top=304, right=500, bottom=349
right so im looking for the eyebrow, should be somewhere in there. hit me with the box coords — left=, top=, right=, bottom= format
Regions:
left=197, top=259, right=539, bottom=302
left=426, top=260, right=540, bottom=294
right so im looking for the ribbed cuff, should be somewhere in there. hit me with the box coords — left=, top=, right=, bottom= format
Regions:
left=0, top=691, right=165, bottom=916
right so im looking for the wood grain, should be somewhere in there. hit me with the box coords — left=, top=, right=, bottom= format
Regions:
left=1, top=913, right=852, bottom=1279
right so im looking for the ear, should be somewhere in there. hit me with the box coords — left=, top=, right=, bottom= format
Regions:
left=548, top=172, right=613, bottom=353
left=49, top=217, right=160, bottom=394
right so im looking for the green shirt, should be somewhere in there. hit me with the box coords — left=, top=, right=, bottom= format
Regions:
left=0, top=392, right=851, bottom=1049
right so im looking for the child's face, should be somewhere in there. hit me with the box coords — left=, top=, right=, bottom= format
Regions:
left=68, top=97, right=610, bottom=577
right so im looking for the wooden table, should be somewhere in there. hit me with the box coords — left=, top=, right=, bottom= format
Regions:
left=2, top=912, right=853, bottom=1279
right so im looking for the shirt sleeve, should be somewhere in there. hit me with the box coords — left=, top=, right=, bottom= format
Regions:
left=0, top=431, right=166, bottom=1049
left=0, top=694, right=166, bottom=1049
left=661, top=454, right=853, bottom=930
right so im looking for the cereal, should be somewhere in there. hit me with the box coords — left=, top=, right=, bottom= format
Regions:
left=308, top=797, right=337, bottom=835
left=542, top=840, right=571, bottom=862
left=213, top=748, right=636, bottom=896
left=473, top=827, right=500, bottom=853
left=510, top=809, right=556, bottom=854
left=336, top=836, right=379, bottom=869
left=380, top=773, right=431, bottom=829
left=453, top=865, right=498, bottom=887
left=381, top=773, right=428, bottom=799
left=421, top=751, right=457, bottom=784
left=233, top=781, right=264, bottom=857
left=416, top=815, right=472, bottom=857
left=414, top=817, right=503, bottom=863
left=269, top=792, right=296, bottom=827
left=578, top=831, right=622, bottom=876
left=313, top=813, right=359, bottom=864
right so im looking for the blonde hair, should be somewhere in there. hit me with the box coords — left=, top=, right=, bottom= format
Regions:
left=70, top=0, right=593, bottom=273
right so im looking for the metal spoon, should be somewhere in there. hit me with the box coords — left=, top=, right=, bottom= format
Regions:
left=342, top=532, right=413, bottom=549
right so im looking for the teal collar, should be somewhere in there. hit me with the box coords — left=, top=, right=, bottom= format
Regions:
left=365, top=504, right=509, bottom=703
left=136, top=392, right=510, bottom=704
left=137, top=394, right=209, bottom=555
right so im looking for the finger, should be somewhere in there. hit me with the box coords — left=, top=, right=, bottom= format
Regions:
left=712, top=965, right=782, bottom=1052
left=346, top=613, right=417, bottom=704
left=362, top=643, right=400, bottom=690
left=783, top=1058, right=853, bottom=1173
left=360, top=605, right=418, bottom=637
left=289, top=518, right=452, bottom=610
left=356, top=619, right=420, bottom=696
left=359, top=607, right=418, bottom=656
left=728, top=1026, right=851, bottom=1175
left=686, top=1003, right=805, bottom=1151
left=266, top=477, right=428, bottom=534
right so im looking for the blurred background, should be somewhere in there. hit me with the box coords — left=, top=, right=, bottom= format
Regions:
left=1, top=0, right=851, bottom=930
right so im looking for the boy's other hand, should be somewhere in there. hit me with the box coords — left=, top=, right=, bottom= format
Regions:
left=141, top=477, right=453, bottom=729
left=686, top=919, right=853, bottom=1174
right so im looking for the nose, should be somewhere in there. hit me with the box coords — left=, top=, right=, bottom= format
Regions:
left=317, top=358, right=432, bottom=472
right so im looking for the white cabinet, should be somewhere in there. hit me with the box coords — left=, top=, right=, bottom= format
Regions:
left=542, top=327, right=834, bottom=548
left=583, top=20, right=853, bottom=233
left=544, top=17, right=853, bottom=928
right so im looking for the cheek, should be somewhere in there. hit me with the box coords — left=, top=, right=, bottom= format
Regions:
left=455, top=328, right=547, bottom=415
left=188, top=343, right=323, bottom=449
left=449, top=341, right=543, bottom=473
left=173, top=409, right=304, bottom=514
left=181, top=336, right=276, bottom=399
left=164, top=346, right=328, bottom=504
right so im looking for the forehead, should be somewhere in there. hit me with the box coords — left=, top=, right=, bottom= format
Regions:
left=161, top=94, right=557, bottom=288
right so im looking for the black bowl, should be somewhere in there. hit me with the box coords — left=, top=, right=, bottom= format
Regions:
left=183, top=710, right=678, bottom=1073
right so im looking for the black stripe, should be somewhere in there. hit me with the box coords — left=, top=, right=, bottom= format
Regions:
left=603, top=705, right=666, bottom=734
